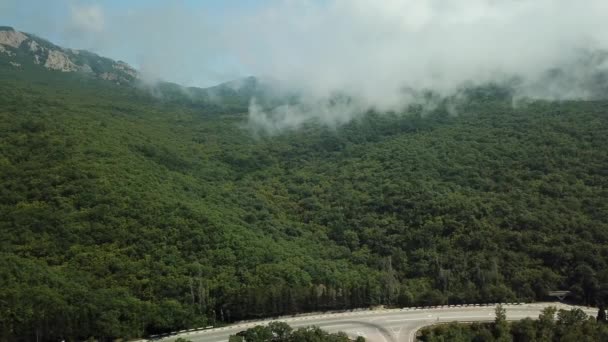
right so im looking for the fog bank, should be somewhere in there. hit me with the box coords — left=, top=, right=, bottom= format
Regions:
left=4, top=1, right=608, bottom=132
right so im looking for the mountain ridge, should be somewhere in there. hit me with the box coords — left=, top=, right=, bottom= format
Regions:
left=4, top=25, right=608, bottom=116
left=0, top=26, right=138, bottom=84
left=0, top=26, right=273, bottom=93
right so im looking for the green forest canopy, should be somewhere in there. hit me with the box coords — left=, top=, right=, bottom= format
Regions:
left=419, top=306, right=608, bottom=341
left=227, top=321, right=363, bottom=342
left=1, top=59, right=608, bottom=341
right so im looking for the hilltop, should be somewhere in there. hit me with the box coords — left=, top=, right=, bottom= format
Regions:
left=0, top=26, right=286, bottom=110
left=0, top=26, right=137, bottom=84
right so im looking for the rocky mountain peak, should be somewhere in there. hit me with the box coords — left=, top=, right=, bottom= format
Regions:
left=0, top=27, right=28, bottom=48
left=0, top=26, right=139, bottom=84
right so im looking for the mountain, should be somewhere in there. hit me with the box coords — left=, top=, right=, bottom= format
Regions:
left=0, top=26, right=137, bottom=84
left=0, top=26, right=286, bottom=110
left=4, top=24, right=607, bottom=110
left=1, top=28, right=608, bottom=342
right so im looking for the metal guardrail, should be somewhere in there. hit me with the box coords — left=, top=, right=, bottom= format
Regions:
left=146, top=302, right=596, bottom=341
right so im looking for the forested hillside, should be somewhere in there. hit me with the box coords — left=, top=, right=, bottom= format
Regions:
left=1, top=57, right=608, bottom=341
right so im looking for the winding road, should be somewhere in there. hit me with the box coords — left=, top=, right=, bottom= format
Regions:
left=156, top=303, right=596, bottom=342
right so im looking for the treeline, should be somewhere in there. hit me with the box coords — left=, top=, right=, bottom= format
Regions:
left=419, top=306, right=608, bottom=341
left=1, top=63, right=608, bottom=341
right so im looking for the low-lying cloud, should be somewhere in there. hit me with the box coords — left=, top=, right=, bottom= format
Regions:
left=69, top=4, right=105, bottom=35
left=4, top=0, right=608, bottom=132
left=237, top=0, right=608, bottom=132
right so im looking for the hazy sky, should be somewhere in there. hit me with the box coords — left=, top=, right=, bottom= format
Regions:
left=2, top=0, right=606, bottom=87
left=2, top=0, right=608, bottom=131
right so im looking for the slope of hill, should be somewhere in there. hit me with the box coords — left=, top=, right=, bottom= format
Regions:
left=1, top=32, right=608, bottom=341
left=0, top=26, right=138, bottom=84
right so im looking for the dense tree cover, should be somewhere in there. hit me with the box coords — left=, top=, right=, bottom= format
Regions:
left=227, top=321, right=363, bottom=342
left=1, top=60, right=608, bottom=341
left=419, top=306, right=608, bottom=341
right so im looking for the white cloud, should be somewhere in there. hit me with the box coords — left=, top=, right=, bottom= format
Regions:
left=70, top=3, right=104, bottom=34
left=232, top=0, right=606, bottom=95
left=14, top=0, right=608, bottom=131
left=228, top=0, right=608, bottom=131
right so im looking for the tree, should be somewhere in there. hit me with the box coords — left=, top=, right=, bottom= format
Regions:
left=511, top=318, right=536, bottom=342
left=268, top=321, right=292, bottom=341
left=229, top=324, right=357, bottom=342
left=229, top=335, right=244, bottom=342
left=597, top=305, right=607, bottom=323
left=537, top=306, right=557, bottom=341
left=240, top=325, right=273, bottom=342
left=422, top=308, right=608, bottom=341
left=557, top=308, right=588, bottom=326
left=494, top=304, right=510, bottom=340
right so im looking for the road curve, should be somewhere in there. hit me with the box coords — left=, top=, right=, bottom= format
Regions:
left=155, top=303, right=596, bottom=342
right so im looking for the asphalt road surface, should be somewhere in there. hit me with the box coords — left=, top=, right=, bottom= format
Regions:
left=157, top=303, right=596, bottom=342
